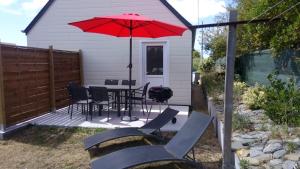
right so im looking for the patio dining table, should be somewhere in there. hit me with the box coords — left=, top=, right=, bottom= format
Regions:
left=86, top=85, right=140, bottom=117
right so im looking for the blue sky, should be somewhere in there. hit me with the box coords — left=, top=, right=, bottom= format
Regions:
left=0, top=0, right=226, bottom=49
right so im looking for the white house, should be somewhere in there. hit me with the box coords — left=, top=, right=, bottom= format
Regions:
left=24, top=0, right=195, bottom=105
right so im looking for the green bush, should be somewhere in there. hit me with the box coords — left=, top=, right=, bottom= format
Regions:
left=240, top=159, right=250, bottom=169
left=263, top=72, right=300, bottom=126
left=242, top=84, right=266, bottom=110
left=233, top=81, right=247, bottom=102
left=232, top=113, right=253, bottom=131
left=201, top=72, right=225, bottom=100
left=199, top=57, right=215, bottom=73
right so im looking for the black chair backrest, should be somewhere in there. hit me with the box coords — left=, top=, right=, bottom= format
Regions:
left=121, top=80, right=136, bottom=86
left=89, top=87, right=109, bottom=102
left=72, top=86, right=89, bottom=101
left=67, top=82, right=79, bottom=96
left=142, top=82, right=150, bottom=97
left=164, top=112, right=213, bottom=158
left=141, top=108, right=179, bottom=129
left=105, top=79, right=118, bottom=85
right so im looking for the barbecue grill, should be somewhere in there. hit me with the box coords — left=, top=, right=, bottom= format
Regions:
left=148, top=86, right=173, bottom=103
left=147, top=86, right=176, bottom=123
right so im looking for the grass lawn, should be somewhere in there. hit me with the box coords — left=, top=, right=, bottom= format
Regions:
left=0, top=124, right=221, bottom=169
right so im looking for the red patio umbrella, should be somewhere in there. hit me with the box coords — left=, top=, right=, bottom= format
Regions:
left=69, top=13, right=187, bottom=121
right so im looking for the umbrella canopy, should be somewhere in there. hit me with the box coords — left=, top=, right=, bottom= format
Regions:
left=69, top=13, right=187, bottom=121
left=69, top=13, right=187, bottom=38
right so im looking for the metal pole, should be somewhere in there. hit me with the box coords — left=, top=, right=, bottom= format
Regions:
left=222, top=10, right=237, bottom=169
left=129, top=20, right=133, bottom=120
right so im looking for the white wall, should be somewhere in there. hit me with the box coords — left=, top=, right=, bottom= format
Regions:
left=27, top=0, right=192, bottom=105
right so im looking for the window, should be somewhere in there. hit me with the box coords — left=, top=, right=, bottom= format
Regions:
left=146, top=46, right=163, bottom=75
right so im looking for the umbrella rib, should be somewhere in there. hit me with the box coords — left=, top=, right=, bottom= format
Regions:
left=151, top=21, right=182, bottom=35
left=83, top=20, right=113, bottom=32
left=132, top=22, right=151, bottom=30
left=142, top=25, right=156, bottom=38
left=111, top=19, right=131, bottom=30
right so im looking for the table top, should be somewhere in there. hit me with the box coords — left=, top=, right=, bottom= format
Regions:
left=85, top=84, right=140, bottom=90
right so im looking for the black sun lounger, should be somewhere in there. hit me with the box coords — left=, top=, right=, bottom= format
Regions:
left=91, top=111, right=213, bottom=169
left=84, top=108, right=179, bottom=150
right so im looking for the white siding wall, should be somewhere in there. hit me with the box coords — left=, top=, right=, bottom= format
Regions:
left=27, top=0, right=192, bottom=105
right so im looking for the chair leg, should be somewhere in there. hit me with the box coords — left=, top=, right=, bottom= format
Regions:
left=67, top=104, right=70, bottom=114
left=98, top=105, right=102, bottom=116
left=107, top=103, right=110, bottom=122
left=141, top=100, right=145, bottom=115
left=144, top=99, right=148, bottom=114
left=70, top=104, right=73, bottom=119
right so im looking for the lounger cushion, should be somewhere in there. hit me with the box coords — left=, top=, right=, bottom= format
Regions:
left=91, top=145, right=180, bottom=169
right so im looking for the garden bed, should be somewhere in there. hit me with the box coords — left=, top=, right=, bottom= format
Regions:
left=209, top=98, right=300, bottom=169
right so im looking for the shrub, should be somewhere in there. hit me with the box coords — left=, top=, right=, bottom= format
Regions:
left=263, top=72, right=300, bottom=126
left=242, top=84, right=266, bottom=110
left=199, top=57, right=216, bottom=73
left=286, top=142, right=297, bottom=153
left=240, top=159, right=250, bottom=169
left=232, top=113, right=253, bottom=131
left=233, top=81, right=247, bottom=103
left=201, top=72, right=225, bottom=100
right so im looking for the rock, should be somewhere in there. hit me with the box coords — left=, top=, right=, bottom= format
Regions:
left=250, top=145, right=264, bottom=151
left=263, top=143, right=283, bottom=153
left=242, top=157, right=260, bottom=166
left=273, top=150, right=287, bottom=159
left=232, top=141, right=248, bottom=151
left=237, top=149, right=250, bottom=157
left=291, top=138, right=300, bottom=146
left=269, top=159, right=283, bottom=166
left=282, top=160, right=297, bottom=169
left=250, top=149, right=264, bottom=157
left=284, top=153, right=300, bottom=161
left=268, top=139, right=283, bottom=144
left=233, top=137, right=257, bottom=146
left=255, top=154, right=273, bottom=163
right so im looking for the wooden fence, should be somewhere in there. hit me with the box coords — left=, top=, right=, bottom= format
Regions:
left=0, top=44, right=82, bottom=129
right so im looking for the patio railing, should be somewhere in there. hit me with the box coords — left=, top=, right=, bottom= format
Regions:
left=0, top=44, right=83, bottom=129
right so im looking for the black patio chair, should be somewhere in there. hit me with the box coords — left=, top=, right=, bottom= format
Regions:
left=91, top=111, right=213, bottom=169
left=127, top=82, right=150, bottom=115
left=67, top=82, right=80, bottom=114
left=120, top=80, right=136, bottom=104
left=84, top=107, right=179, bottom=150
left=69, top=86, right=91, bottom=120
left=104, top=79, right=119, bottom=107
left=89, top=87, right=115, bottom=122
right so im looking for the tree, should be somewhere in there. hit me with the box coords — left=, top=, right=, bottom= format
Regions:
left=193, top=50, right=200, bottom=58
left=237, top=0, right=300, bottom=56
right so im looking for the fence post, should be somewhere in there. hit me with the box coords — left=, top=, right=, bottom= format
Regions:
left=222, top=10, right=237, bottom=169
left=79, top=50, right=84, bottom=86
left=0, top=43, right=6, bottom=131
left=49, top=46, right=56, bottom=113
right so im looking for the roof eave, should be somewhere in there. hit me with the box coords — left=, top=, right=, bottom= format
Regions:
left=160, top=0, right=193, bottom=30
left=23, top=0, right=194, bottom=35
left=22, top=0, right=56, bottom=35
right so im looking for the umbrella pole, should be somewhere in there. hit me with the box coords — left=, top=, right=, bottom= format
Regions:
left=129, top=33, right=132, bottom=120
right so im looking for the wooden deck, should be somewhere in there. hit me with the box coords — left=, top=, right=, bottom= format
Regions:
left=31, top=104, right=189, bottom=131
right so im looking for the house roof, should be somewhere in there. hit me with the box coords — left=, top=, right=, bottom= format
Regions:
left=22, top=0, right=193, bottom=35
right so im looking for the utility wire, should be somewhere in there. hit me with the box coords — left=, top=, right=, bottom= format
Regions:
left=247, top=0, right=285, bottom=24
left=270, top=1, right=300, bottom=22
